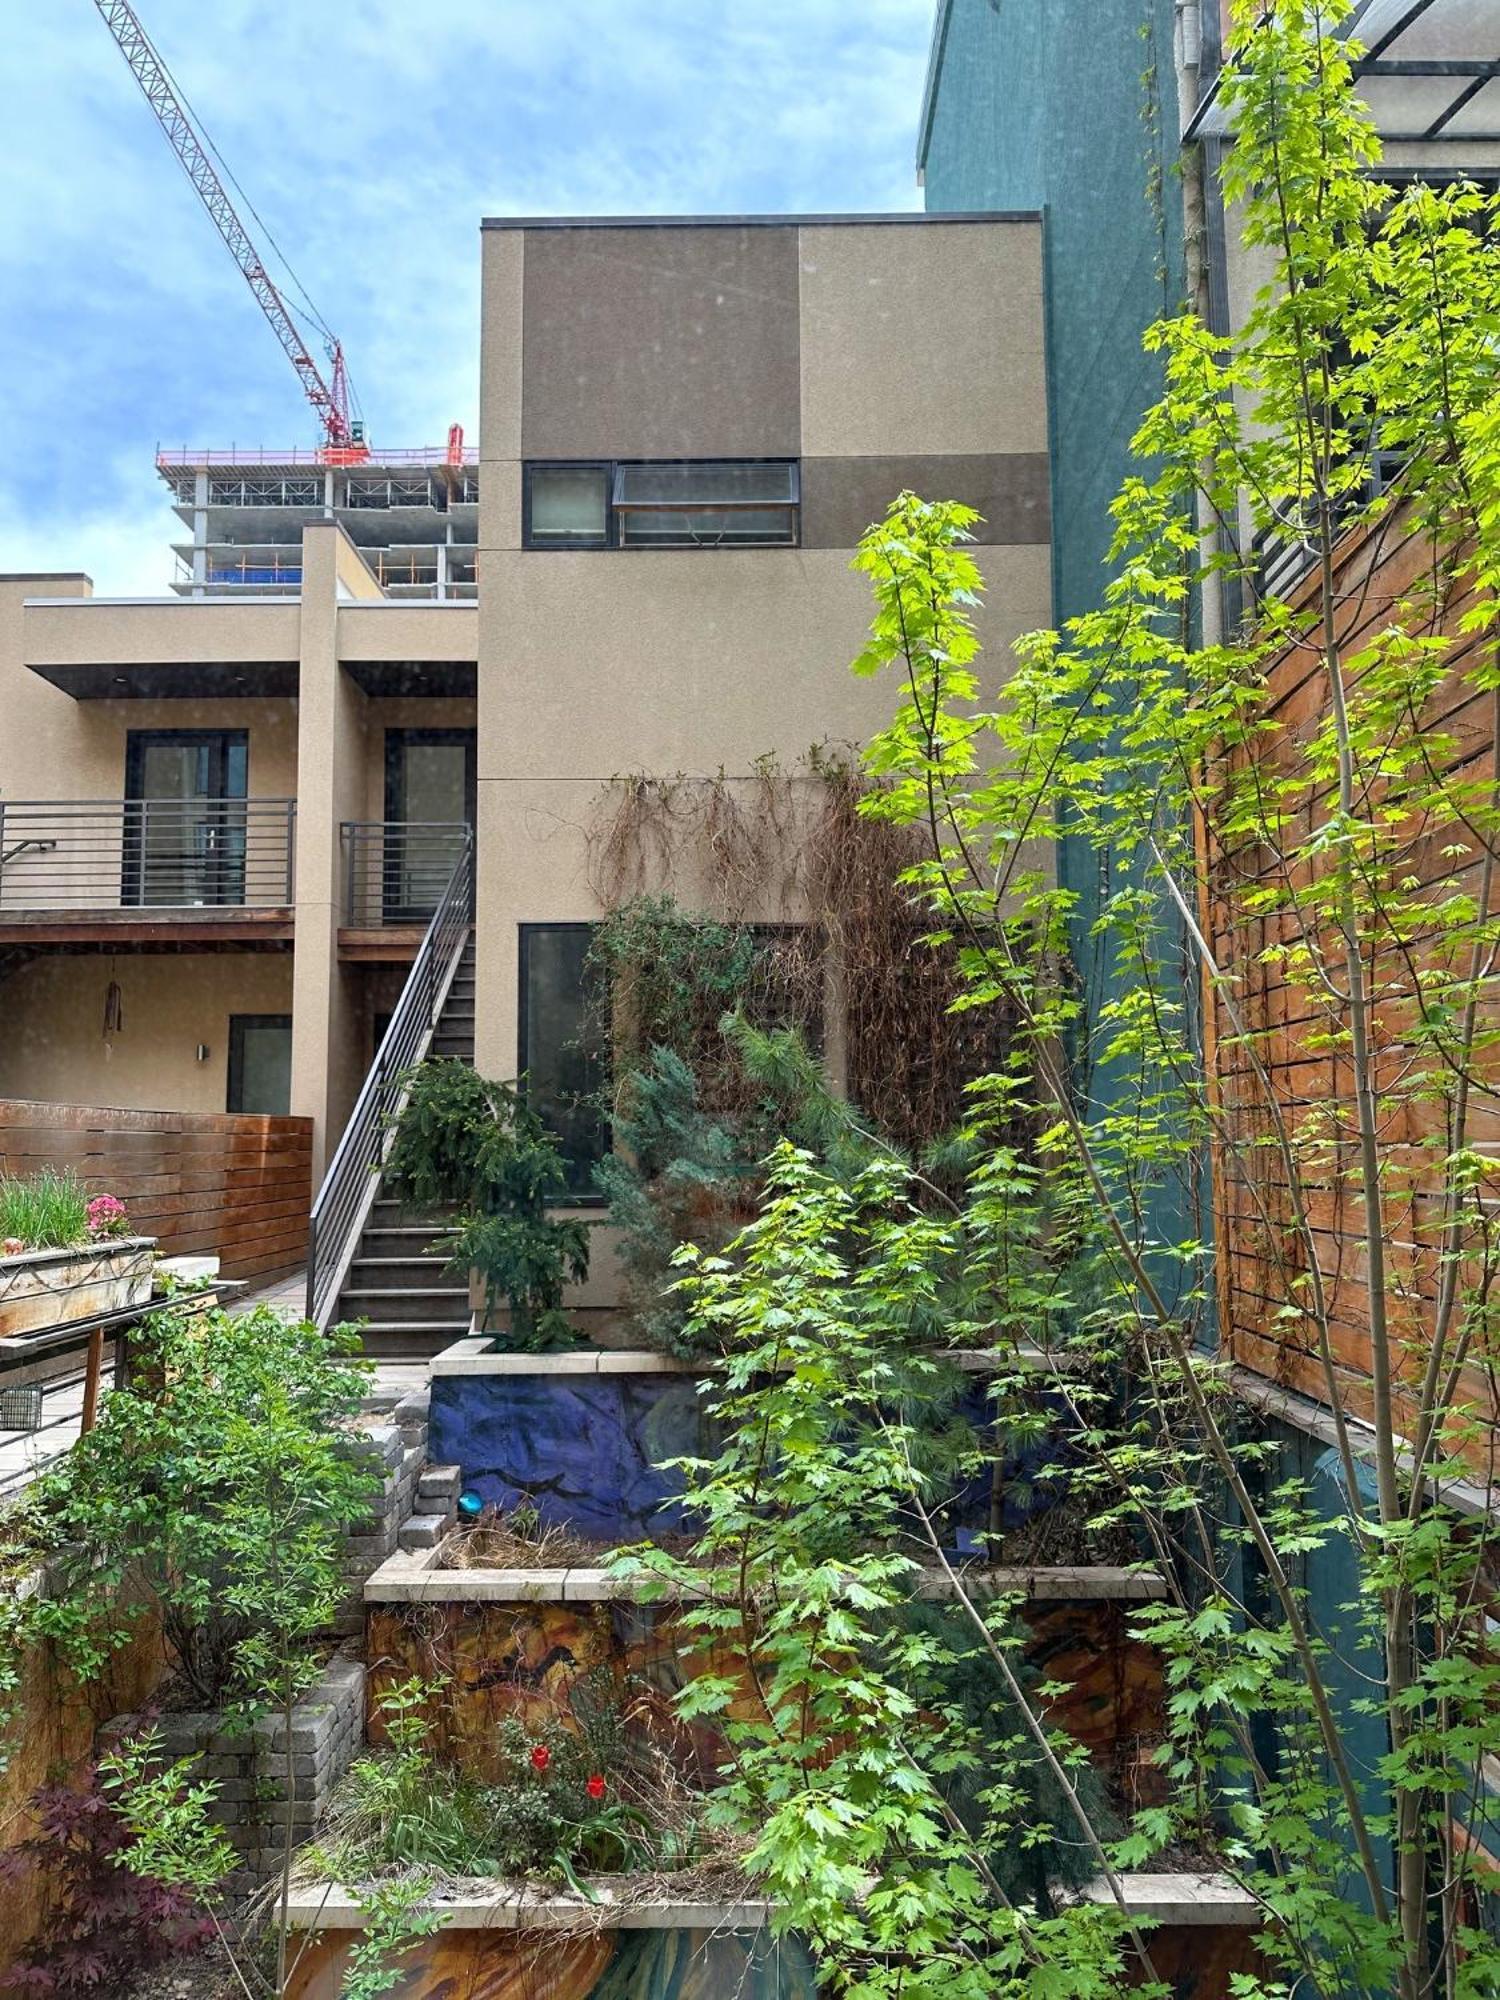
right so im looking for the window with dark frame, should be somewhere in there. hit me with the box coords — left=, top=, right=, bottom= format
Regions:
left=524, top=461, right=799, bottom=550
left=518, top=924, right=610, bottom=1198
left=227, top=1014, right=292, bottom=1117
left=524, top=464, right=611, bottom=547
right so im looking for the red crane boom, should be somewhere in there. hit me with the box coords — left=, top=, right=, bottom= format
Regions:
left=92, top=0, right=366, bottom=458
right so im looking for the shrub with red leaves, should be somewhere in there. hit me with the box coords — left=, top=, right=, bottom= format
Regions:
left=0, top=1765, right=214, bottom=1994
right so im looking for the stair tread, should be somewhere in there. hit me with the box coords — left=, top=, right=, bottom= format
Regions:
left=351, top=1320, right=473, bottom=1334
left=352, top=1257, right=457, bottom=1267
left=366, top=1222, right=455, bottom=1231
left=342, top=1287, right=470, bottom=1299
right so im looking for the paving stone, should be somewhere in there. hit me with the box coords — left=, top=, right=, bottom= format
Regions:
left=418, top=1464, right=462, bottom=1502
left=399, top=1513, right=449, bottom=1551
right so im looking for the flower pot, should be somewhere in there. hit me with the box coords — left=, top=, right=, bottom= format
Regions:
left=0, top=1237, right=155, bottom=1340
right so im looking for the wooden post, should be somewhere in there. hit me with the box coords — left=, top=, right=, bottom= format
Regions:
left=79, top=1323, right=105, bottom=1435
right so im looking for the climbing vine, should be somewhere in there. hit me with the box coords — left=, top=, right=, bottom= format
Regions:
left=585, top=752, right=1022, bottom=1158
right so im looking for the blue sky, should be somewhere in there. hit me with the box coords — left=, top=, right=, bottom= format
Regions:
left=2, top=3, right=932, bottom=594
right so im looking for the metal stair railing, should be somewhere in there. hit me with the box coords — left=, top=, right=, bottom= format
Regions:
left=306, top=829, right=473, bottom=1329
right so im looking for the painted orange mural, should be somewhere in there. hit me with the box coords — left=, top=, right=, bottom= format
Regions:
left=366, top=1600, right=757, bottom=1788
left=366, top=1594, right=1165, bottom=1796
left=285, top=1924, right=817, bottom=2000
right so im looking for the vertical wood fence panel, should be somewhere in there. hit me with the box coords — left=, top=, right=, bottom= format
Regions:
left=1207, top=506, right=1500, bottom=1453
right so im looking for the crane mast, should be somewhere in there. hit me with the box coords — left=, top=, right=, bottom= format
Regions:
left=92, top=0, right=366, bottom=458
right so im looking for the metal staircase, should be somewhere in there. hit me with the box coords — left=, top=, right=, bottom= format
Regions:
left=306, top=838, right=475, bottom=1355
left=332, top=943, right=477, bottom=1355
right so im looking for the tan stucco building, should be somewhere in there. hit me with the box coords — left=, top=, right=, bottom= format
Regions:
left=0, top=213, right=1051, bottom=1324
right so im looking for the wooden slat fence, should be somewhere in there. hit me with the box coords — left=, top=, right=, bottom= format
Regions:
left=0, top=1100, right=311, bottom=1284
left=1206, top=501, right=1500, bottom=1457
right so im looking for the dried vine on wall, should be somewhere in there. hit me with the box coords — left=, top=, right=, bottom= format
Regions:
left=585, top=753, right=1020, bottom=1157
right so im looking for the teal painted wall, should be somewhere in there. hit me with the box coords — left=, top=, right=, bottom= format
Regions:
left=922, top=0, right=1200, bottom=1300
left=921, top=0, right=1182, bottom=631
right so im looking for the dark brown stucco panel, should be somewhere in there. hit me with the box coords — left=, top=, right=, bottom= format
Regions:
left=521, top=226, right=801, bottom=461
left=800, top=453, right=1051, bottom=549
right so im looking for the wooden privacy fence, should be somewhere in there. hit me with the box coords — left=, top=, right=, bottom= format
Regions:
left=0, top=1100, right=311, bottom=1284
left=1205, top=500, right=1500, bottom=1453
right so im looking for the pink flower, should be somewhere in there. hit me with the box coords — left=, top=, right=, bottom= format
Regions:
left=85, top=1194, right=128, bottom=1239
left=586, top=1774, right=606, bottom=1802
left=530, top=1743, right=551, bottom=1774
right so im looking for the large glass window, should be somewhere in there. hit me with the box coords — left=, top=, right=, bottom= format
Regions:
left=519, top=925, right=609, bottom=1197
left=613, top=461, right=798, bottom=546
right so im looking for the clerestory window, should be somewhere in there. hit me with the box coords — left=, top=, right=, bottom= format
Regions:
left=524, top=460, right=799, bottom=550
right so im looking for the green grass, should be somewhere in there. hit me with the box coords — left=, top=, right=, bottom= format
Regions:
left=0, top=1169, right=91, bottom=1251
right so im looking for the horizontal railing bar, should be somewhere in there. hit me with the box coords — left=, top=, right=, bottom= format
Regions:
left=1, top=799, right=296, bottom=811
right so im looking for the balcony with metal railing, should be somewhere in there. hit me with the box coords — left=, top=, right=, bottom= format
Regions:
left=338, top=821, right=471, bottom=956
left=0, top=798, right=297, bottom=943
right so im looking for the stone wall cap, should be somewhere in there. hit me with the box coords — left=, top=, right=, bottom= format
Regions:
left=364, top=1544, right=1168, bottom=1607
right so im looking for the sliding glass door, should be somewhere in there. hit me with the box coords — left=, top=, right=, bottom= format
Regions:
left=382, top=729, right=474, bottom=922
left=124, top=730, right=248, bottom=907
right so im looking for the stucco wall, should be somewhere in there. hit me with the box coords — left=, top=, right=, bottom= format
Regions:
left=475, top=216, right=1053, bottom=1094
left=0, top=583, right=299, bottom=808
left=0, top=951, right=293, bottom=1113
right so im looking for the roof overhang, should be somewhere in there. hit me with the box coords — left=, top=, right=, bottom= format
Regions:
left=342, top=660, right=477, bottom=697
left=1186, top=0, right=1500, bottom=145
left=26, top=660, right=298, bottom=700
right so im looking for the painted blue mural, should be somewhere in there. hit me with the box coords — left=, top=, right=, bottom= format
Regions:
left=429, top=1368, right=1078, bottom=1546
left=430, top=1371, right=710, bottom=1538
left=290, top=1921, right=819, bottom=1998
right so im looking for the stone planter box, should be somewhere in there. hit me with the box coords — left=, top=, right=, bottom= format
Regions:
left=0, top=1236, right=154, bottom=1340
left=101, top=1655, right=363, bottom=1889
left=1078, top=1873, right=1266, bottom=1993
left=283, top=1882, right=811, bottom=1999
left=427, top=1340, right=1071, bottom=1543
left=280, top=1872, right=1258, bottom=1999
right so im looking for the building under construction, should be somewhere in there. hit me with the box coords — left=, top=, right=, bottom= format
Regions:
left=156, top=443, right=479, bottom=600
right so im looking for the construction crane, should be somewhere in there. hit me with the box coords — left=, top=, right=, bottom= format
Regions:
left=91, top=0, right=371, bottom=462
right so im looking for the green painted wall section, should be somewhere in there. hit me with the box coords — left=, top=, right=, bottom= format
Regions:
left=922, top=0, right=1183, bottom=630
left=928, top=0, right=1184, bottom=628
left=922, top=0, right=1199, bottom=1297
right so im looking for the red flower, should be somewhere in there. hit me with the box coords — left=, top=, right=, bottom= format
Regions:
left=530, top=1743, right=551, bottom=1774
left=586, top=1774, right=606, bottom=1801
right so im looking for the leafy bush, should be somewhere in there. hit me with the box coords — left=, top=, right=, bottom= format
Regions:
left=35, top=1301, right=374, bottom=1707
left=0, top=1762, right=214, bottom=1995
left=624, top=1145, right=1145, bottom=1990
left=897, top=1600, right=1121, bottom=1910
left=0, top=1169, right=92, bottom=1251
left=589, top=898, right=870, bottom=1352
left=383, top=1061, right=590, bottom=1348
